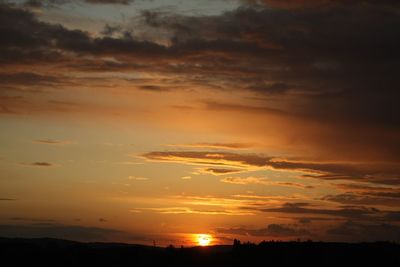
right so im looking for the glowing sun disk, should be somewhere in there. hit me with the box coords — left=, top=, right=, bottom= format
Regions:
left=196, top=234, right=212, bottom=246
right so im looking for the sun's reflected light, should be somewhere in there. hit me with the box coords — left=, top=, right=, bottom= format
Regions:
left=196, top=234, right=213, bottom=246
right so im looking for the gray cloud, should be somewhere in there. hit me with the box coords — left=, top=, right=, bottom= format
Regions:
left=216, top=223, right=311, bottom=237
left=25, top=162, right=55, bottom=167
left=142, top=151, right=400, bottom=185
left=258, top=202, right=380, bottom=219
left=23, top=0, right=134, bottom=7
left=327, top=220, right=400, bottom=242
left=0, top=223, right=135, bottom=242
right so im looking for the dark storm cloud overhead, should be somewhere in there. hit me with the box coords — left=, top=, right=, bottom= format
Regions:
left=1, top=2, right=400, bottom=131
left=141, top=4, right=400, bottom=128
left=216, top=224, right=311, bottom=237
left=0, top=3, right=399, bottom=165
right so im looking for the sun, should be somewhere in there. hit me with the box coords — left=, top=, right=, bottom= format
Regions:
left=196, top=234, right=212, bottom=246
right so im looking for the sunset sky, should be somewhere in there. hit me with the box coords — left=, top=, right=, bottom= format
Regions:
left=1, top=0, right=400, bottom=246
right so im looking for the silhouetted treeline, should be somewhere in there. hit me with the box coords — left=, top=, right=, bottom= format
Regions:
left=1, top=237, right=399, bottom=267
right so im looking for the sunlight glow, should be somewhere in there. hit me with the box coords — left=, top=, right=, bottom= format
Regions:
left=196, top=234, right=212, bottom=246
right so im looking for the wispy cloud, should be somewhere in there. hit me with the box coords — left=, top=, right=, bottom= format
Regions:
left=221, top=176, right=314, bottom=189
left=198, top=167, right=244, bottom=176
left=33, top=139, right=74, bottom=145
left=141, top=151, right=400, bottom=186
left=216, top=224, right=311, bottom=237
left=21, top=162, right=57, bottom=167
left=167, top=142, right=254, bottom=150
left=127, top=176, right=149, bottom=181
left=129, top=207, right=254, bottom=216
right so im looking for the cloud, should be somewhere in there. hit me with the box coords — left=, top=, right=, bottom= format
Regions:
left=127, top=176, right=149, bottom=181
left=167, top=142, right=254, bottom=150
left=84, top=0, right=134, bottom=4
left=0, top=223, right=134, bottom=242
left=141, top=151, right=400, bottom=185
left=322, top=183, right=400, bottom=206
left=23, top=0, right=134, bottom=7
left=141, top=151, right=268, bottom=168
left=130, top=207, right=254, bottom=216
left=258, top=202, right=380, bottom=219
left=220, top=176, right=313, bottom=189
left=327, top=221, right=400, bottom=242
left=216, top=224, right=311, bottom=237
left=0, top=1, right=399, bottom=229
left=9, top=217, right=55, bottom=222
left=221, top=176, right=268, bottom=185
left=245, top=0, right=400, bottom=9
left=199, top=168, right=243, bottom=176
left=138, top=85, right=170, bottom=92
left=34, top=139, right=73, bottom=145
left=322, top=193, right=400, bottom=207
left=0, top=72, right=62, bottom=90
left=22, top=162, right=55, bottom=167
left=21, top=161, right=57, bottom=168
left=0, top=198, right=17, bottom=201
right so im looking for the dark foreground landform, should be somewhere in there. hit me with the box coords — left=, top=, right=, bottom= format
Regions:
left=1, top=237, right=400, bottom=267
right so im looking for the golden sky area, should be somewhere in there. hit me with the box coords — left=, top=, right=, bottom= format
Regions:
left=0, top=0, right=400, bottom=246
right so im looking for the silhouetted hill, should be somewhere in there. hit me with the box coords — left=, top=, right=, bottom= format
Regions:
left=0, top=237, right=399, bottom=266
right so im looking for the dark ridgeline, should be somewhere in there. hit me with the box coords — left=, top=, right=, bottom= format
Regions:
left=1, top=237, right=399, bottom=266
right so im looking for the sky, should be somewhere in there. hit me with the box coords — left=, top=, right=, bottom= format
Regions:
left=0, top=0, right=400, bottom=246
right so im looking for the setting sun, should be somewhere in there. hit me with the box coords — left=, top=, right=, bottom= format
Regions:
left=196, top=234, right=212, bottom=246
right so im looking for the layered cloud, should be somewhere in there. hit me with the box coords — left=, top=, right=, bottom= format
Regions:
left=1, top=0, right=399, bottom=244
left=220, top=176, right=313, bottom=189
left=216, top=224, right=311, bottom=238
left=0, top=223, right=140, bottom=242
left=141, top=151, right=400, bottom=185
left=1, top=1, right=399, bottom=164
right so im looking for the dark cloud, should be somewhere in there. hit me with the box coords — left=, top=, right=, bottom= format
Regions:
left=323, top=183, right=400, bottom=206
left=142, top=151, right=400, bottom=185
left=245, top=0, right=400, bottom=9
left=84, top=0, right=134, bottom=4
left=138, top=85, right=170, bottom=92
left=0, top=198, right=17, bottom=201
left=0, top=72, right=60, bottom=87
left=171, top=142, right=254, bottom=150
left=0, top=223, right=133, bottom=242
left=34, top=139, right=72, bottom=145
left=9, top=217, right=56, bottom=222
left=216, top=224, right=311, bottom=237
left=0, top=0, right=399, bottom=215
left=23, top=0, right=134, bottom=7
left=258, top=202, right=380, bottom=219
left=327, top=220, right=400, bottom=242
left=201, top=168, right=243, bottom=175
left=23, top=162, right=55, bottom=167
left=322, top=193, right=400, bottom=207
